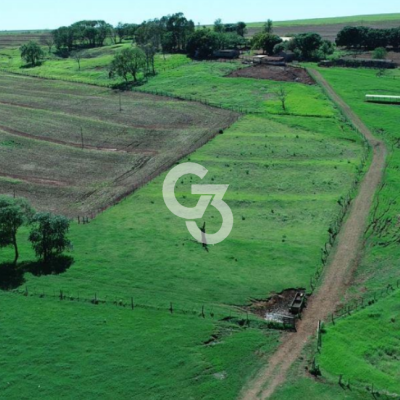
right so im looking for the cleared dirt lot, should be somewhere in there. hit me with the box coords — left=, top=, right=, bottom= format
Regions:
left=0, top=72, right=238, bottom=216
left=229, top=65, right=315, bottom=84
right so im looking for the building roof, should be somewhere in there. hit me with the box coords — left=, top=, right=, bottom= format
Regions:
left=366, top=94, right=400, bottom=99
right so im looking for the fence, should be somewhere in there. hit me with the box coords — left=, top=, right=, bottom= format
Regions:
left=309, top=282, right=400, bottom=399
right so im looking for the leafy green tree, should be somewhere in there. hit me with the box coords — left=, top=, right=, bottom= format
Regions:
left=236, top=22, right=247, bottom=37
left=186, top=29, right=218, bottom=59
left=110, top=47, right=146, bottom=82
left=291, top=33, right=323, bottom=60
left=0, top=196, right=34, bottom=265
left=264, top=19, right=273, bottom=34
left=29, top=213, right=71, bottom=267
left=20, top=41, right=45, bottom=66
left=319, top=40, right=335, bottom=57
left=214, top=19, right=225, bottom=33
left=373, top=47, right=388, bottom=59
left=251, top=32, right=282, bottom=55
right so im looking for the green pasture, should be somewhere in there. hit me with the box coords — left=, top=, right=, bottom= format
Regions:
left=0, top=291, right=280, bottom=400
left=0, top=44, right=190, bottom=86
left=0, top=61, right=366, bottom=398
left=318, top=290, right=400, bottom=394
left=137, top=61, right=335, bottom=116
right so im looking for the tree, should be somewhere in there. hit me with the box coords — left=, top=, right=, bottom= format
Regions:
left=276, top=86, right=288, bottom=111
left=373, top=47, right=388, bottom=60
left=29, top=213, right=71, bottom=267
left=264, top=19, right=273, bottom=34
left=72, top=50, right=85, bottom=70
left=141, top=43, right=157, bottom=75
left=236, top=22, right=247, bottom=37
left=291, top=33, right=323, bottom=60
left=251, top=32, right=282, bottom=55
left=0, top=196, right=34, bottom=265
left=214, top=18, right=225, bottom=33
left=109, top=47, right=146, bottom=82
left=186, top=29, right=219, bottom=59
left=20, top=41, right=45, bottom=66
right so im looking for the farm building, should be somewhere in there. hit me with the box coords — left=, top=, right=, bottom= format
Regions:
left=365, top=94, right=400, bottom=104
left=252, top=55, right=286, bottom=66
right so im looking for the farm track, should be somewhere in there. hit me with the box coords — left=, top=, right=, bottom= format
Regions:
left=240, top=69, right=387, bottom=399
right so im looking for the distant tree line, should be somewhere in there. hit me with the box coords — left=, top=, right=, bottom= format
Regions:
left=336, top=26, right=400, bottom=50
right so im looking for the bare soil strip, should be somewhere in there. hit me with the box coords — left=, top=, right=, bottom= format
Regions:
left=0, top=125, right=158, bottom=155
left=0, top=172, right=69, bottom=187
left=240, top=69, right=387, bottom=399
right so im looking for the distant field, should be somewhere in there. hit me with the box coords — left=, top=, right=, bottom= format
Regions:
left=248, top=13, right=400, bottom=27
left=246, top=13, right=400, bottom=41
left=0, top=71, right=237, bottom=215
left=0, top=31, right=51, bottom=48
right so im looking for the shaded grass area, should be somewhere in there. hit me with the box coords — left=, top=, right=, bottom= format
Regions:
left=0, top=291, right=279, bottom=400
left=0, top=44, right=190, bottom=86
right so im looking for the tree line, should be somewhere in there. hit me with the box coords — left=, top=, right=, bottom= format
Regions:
left=336, top=26, right=400, bottom=50
left=0, top=196, right=71, bottom=269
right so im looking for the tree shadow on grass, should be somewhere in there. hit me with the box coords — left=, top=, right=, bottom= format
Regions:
left=23, top=255, right=74, bottom=277
left=0, top=255, right=74, bottom=291
left=0, top=263, right=25, bottom=290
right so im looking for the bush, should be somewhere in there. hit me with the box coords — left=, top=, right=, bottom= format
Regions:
left=373, top=47, right=388, bottom=60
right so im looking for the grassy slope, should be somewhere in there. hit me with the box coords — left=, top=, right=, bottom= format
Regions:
left=0, top=291, right=279, bottom=400
left=0, top=62, right=365, bottom=398
left=137, top=62, right=334, bottom=116
left=247, top=13, right=400, bottom=28
left=0, top=44, right=190, bottom=86
left=318, top=290, right=400, bottom=394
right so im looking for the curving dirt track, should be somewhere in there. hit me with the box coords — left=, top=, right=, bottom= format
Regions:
left=240, top=69, right=387, bottom=399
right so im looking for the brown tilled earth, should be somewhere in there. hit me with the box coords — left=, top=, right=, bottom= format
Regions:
left=229, top=65, right=315, bottom=85
left=0, top=72, right=239, bottom=216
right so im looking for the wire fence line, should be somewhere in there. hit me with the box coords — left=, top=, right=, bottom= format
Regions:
left=309, top=282, right=400, bottom=399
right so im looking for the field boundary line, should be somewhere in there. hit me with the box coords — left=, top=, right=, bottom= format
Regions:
left=240, top=68, right=387, bottom=399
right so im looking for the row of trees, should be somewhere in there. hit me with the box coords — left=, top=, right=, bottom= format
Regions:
left=51, top=13, right=196, bottom=54
left=336, top=26, right=400, bottom=50
left=0, top=196, right=71, bottom=267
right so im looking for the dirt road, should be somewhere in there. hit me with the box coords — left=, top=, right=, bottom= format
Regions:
left=240, top=69, right=387, bottom=399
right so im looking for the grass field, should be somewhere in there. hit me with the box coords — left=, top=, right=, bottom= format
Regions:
left=0, top=60, right=367, bottom=398
left=0, top=44, right=190, bottom=86
left=0, top=291, right=280, bottom=400
left=0, top=71, right=237, bottom=215
left=287, top=66, right=400, bottom=397
left=137, top=62, right=334, bottom=116
left=318, top=290, right=400, bottom=395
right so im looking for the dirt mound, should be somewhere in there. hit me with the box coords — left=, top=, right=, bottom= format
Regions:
left=229, top=65, right=315, bottom=85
